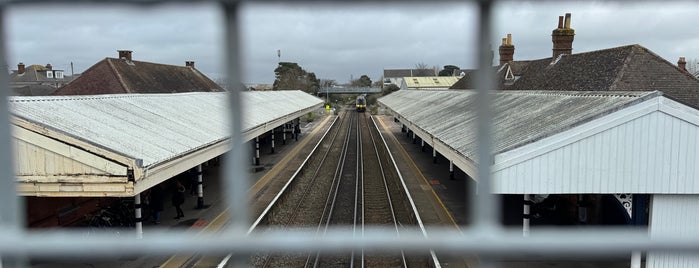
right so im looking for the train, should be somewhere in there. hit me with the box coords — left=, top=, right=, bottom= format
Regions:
left=356, top=95, right=366, bottom=112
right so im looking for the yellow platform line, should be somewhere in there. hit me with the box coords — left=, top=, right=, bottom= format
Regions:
left=160, top=115, right=335, bottom=268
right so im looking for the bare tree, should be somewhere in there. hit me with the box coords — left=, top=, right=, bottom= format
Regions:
left=688, top=58, right=699, bottom=78
left=414, top=62, right=434, bottom=76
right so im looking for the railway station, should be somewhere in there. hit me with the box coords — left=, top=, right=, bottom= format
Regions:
left=9, top=87, right=699, bottom=268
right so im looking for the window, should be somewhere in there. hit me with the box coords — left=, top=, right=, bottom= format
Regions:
left=55, top=71, right=64, bottom=79
left=46, top=71, right=53, bottom=78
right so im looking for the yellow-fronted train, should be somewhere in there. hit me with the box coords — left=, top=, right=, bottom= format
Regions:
left=356, top=95, right=366, bottom=112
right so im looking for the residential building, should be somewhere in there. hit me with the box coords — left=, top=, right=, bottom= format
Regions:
left=10, top=63, right=70, bottom=96
left=53, top=50, right=222, bottom=95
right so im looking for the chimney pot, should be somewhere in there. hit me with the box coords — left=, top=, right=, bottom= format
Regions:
left=558, top=16, right=564, bottom=28
left=501, top=38, right=507, bottom=45
left=678, top=57, right=687, bottom=71
left=185, top=61, right=195, bottom=68
left=118, top=50, right=133, bottom=61
left=552, top=13, right=575, bottom=59
left=45, top=63, right=52, bottom=71
left=18, top=62, right=25, bottom=74
left=507, top=33, right=512, bottom=45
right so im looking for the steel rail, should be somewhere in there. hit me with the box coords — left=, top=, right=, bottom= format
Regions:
left=309, top=108, right=357, bottom=267
left=365, top=113, right=408, bottom=267
left=371, top=116, right=442, bottom=268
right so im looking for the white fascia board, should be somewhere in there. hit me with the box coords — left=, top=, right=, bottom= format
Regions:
left=492, top=96, right=660, bottom=172
left=658, top=97, right=699, bottom=127
left=135, top=138, right=230, bottom=195
left=12, top=125, right=128, bottom=176
left=11, top=117, right=138, bottom=169
left=244, top=104, right=323, bottom=140
left=18, top=182, right=134, bottom=197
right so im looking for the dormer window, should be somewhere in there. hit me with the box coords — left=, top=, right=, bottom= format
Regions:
left=55, top=71, right=64, bottom=79
left=46, top=71, right=53, bottom=78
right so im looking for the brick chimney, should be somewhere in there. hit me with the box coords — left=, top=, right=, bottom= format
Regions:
left=118, top=50, right=133, bottom=61
left=185, top=61, right=195, bottom=68
left=552, top=13, right=575, bottom=59
left=17, top=62, right=25, bottom=74
left=499, top=33, right=515, bottom=65
left=678, top=57, right=687, bottom=72
left=45, top=63, right=52, bottom=71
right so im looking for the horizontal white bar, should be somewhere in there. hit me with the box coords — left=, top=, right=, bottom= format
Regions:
left=2, top=227, right=697, bottom=258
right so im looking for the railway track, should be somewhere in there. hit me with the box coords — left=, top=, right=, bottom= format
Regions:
left=211, top=106, right=439, bottom=268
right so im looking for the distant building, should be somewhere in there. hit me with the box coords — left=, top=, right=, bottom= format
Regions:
left=53, top=50, right=222, bottom=95
left=10, top=63, right=71, bottom=96
left=383, top=68, right=438, bottom=87
left=399, top=76, right=460, bottom=90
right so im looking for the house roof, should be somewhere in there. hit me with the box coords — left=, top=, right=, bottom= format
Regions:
left=450, top=44, right=699, bottom=108
left=384, top=68, right=436, bottom=78
left=10, top=64, right=66, bottom=83
left=11, top=85, right=58, bottom=96
left=53, top=58, right=223, bottom=95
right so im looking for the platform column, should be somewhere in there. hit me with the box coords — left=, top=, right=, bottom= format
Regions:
left=295, top=119, right=300, bottom=141
left=421, top=139, right=425, bottom=152
left=449, top=160, right=454, bottom=180
left=134, top=194, right=143, bottom=239
left=523, top=194, right=532, bottom=237
left=271, top=130, right=275, bottom=154
left=282, top=123, right=287, bottom=145
left=412, top=132, right=416, bottom=144
left=197, top=164, right=205, bottom=209
left=255, top=136, right=260, bottom=166
left=401, top=124, right=406, bottom=133
left=432, top=146, right=437, bottom=163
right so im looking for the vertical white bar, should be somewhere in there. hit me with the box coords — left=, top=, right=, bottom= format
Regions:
left=222, top=1, right=249, bottom=232
left=472, top=0, right=498, bottom=229
left=473, top=0, right=499, bottom=266
left=0, top=8, right=25, bottom=266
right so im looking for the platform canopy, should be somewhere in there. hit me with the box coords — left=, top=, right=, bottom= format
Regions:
left=379, top=90, right=699, bottom=194
left=10, top=90, right=323, bottom=197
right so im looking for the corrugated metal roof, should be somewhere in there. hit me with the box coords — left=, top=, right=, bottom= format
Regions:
left=403, top=76, right=460, bottom=88
left=10, top=90, right=323, bottom=168
left=378, top=90, right=657, bottom=164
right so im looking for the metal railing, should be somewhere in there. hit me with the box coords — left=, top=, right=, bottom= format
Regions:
left=1, top=1, right=697, bottom=268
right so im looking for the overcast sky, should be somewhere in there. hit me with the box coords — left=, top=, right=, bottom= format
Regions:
left=6, top=2, right=699, bottom=85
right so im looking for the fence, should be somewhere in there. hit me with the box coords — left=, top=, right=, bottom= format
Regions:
left=1, top=1, right=698, bottom=268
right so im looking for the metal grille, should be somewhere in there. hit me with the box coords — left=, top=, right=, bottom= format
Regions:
left=1, top=1, right=698, bottom=268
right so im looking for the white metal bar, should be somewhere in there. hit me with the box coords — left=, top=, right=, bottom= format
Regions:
left=472, top=0, right=498, bottom=230
left=221, top=1, right=248, bottom=233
